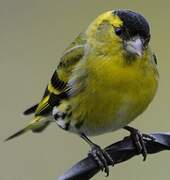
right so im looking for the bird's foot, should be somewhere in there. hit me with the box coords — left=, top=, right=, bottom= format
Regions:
left=88, top=144, right=114, bottom=176
left=124, top=126, right=155, bottom=161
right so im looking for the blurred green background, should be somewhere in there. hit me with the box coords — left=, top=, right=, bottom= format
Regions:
left=0, top=0, right=170, bottom=179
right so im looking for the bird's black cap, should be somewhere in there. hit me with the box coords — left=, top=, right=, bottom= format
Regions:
left=113, top=9, right=150, bottom=42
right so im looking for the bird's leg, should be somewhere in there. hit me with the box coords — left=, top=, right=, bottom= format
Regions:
left=124, top=126, right=155, bottom=161
left=80, top=133, right=114, bottom=176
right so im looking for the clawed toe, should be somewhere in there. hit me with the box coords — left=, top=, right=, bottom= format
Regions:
left=88, top=144, right=114, bottom=176
left=81, top=133, right=114, bottom=176
left=124, top=126, right=155, bottom=161
left=131, top=129, right=147, bottom=160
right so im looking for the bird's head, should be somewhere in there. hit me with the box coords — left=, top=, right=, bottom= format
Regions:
left=87, top=9, right=150, bottom=58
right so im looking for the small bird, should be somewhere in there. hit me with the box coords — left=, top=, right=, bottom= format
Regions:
left=6, top=9, right=158, bottom=175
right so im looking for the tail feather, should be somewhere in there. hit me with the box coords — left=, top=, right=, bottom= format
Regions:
left=5, top=116, right=51, bottom=142
left=5, top=117, right=40, bottom=142
left=23, top=104, right=38, bottom=116
left=5, top=126, right=30, bottom=142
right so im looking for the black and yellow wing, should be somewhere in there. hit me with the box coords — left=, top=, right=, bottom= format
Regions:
left=33, top=33, right=86, bottom=117
left=5, top=33, right=87, bottom=141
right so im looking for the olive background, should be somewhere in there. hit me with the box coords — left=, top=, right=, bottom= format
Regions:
left=0, top=0, right=170, bottom=180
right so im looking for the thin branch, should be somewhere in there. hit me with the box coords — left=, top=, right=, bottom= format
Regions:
left=58, top=132, right=170, bottom=180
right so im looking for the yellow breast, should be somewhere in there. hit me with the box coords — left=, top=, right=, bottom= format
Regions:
left=69, top=52, right=158, bottom=136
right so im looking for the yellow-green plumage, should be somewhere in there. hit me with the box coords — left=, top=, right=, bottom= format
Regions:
left=6, top=10, right=158, bottom=140
left=68, top=49, right=158, bottom=135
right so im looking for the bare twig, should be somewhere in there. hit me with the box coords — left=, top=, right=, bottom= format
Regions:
left=58, top=132, right=170, bottom=180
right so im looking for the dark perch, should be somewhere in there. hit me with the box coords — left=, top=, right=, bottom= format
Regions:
left=58, top=132, right=170, bottom=180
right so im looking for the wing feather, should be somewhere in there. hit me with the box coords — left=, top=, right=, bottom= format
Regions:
left=34, top=33, right=86, bottom=116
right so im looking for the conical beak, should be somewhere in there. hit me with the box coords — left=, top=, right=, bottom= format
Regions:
left=124, top=38, right=144, bottom=57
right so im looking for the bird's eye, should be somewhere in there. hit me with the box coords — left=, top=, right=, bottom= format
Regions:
left=115, top=27, right=122, bottom=36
